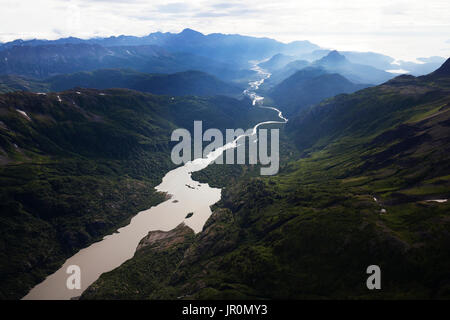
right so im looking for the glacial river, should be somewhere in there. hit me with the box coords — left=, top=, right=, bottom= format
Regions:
left=23, top=65, right=287, bottom=300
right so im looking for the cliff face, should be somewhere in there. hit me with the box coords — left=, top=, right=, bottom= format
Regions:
left=81, top=223, right=195, bottom=300
left=80, top=208, right=241, bottom=299
left=136, top=223, right=194, bottom=252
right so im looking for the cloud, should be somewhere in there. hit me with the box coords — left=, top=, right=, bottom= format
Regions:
left=156, top=2, right=192, bottom=14
left=194, top=11, right=230, bottom=18
left=381, top=1, right=409, bottom=15
left=210, top=2, right=242, bottom=9
left=194, top=7, right=259, bottom=18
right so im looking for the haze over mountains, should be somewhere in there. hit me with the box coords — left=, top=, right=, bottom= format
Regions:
left=0, top=29, right=319, bottom=67
left=266, top=66, right=370, bottom=116
left=0, top=43, right=252, bottom=83
left=0, top=29, right=445, bottom=82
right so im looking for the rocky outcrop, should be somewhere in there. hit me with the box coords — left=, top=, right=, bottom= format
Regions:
left=136, top=223, right=194, bottom=252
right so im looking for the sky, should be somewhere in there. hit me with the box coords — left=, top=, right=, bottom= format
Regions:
left=0, top=0, right=449, bottom=61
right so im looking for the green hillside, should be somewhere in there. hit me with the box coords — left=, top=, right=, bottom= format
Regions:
left=0, top=88, right=275, bottom=299
left=0, top=74, right=49, bottom=94
left=82, top=59, right=450, bottom=299
left=0, top=69, right=243, bottom=97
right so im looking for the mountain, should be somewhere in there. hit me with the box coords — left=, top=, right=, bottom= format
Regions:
left=313, top=50, right=395, bottom=84
left=260, top=51, right=394, bottom=90
left=1, top=30, right=442, bottom=79
left=260, top=50, right=396, bottom=75
left=305, top=50, right=443, bottom=77
left=267, top=67, right=370, bottom=116
left=0, top=29, right=321, bottom=68
left=149, top=29, right=320, bottom=66
left=0, top=43, right=253, bottom=82
left=258, top=59, right=311, bottom=89
left=258, top=54, right=298, bottom=72
left=82, top=58, right=450, bottom=299
left=0, top=69, right=243, bottom=97
left=0, top=37, right=87, bottom=51
left=0, top=88, right=277, bottom=299
left=426, top=57, right=450, bottom=78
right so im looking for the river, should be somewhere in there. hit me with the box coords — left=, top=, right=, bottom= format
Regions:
left=23, top=64, right=287, bottom=300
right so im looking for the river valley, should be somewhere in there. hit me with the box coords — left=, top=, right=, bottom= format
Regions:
left=23, top=65, right=287, bottom=300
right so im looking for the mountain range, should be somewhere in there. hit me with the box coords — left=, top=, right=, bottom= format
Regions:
left=0, top=28, right=320, bottom=68
left=267, top=66, right=370, bottom=116
left=0, top=42, right=254, bottom=83
left=260, top=50, right=446, bottom=81
left=259, top=50, right=393, bottom=89
left=1, top=29, right=444, bottom=83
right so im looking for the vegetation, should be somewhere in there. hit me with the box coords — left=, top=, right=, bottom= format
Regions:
left=82, top=60, right=450, bottom=299
left=0, top=74, right=48, bottom=94
left=0, top=69, right=243, bottom=97
left=0, top=88, right=275, bottom=299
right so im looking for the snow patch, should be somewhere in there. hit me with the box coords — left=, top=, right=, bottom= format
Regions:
left=16, top=109, right=31, bottom=120
left=426, top=199, right=447, bottom=203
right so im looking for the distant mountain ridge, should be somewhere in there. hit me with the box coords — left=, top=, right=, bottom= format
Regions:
left=1, top=29, right=444, bottom=86
left=312, top=51, right=394, bottom=84
left=0, top=43, right=256, bottom=82
left=0, top=29, right=321, bottom=68
left=259, top=49, right=446, bottom=81
left=259, top=50, right=394, bottom=89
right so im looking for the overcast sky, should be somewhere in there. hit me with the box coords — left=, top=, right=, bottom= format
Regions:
left=0, top=0, right=449, bottom=61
